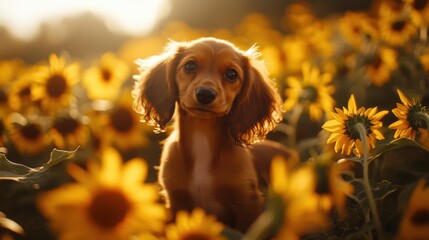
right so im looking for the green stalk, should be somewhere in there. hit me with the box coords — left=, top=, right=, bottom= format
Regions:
left=244, top=211, right=276, bottom=240
left=287, top=104, right=304, bottom=148
left=355, top=123, right=382, bottom=239
left=420, top=23, right=427, bottom=44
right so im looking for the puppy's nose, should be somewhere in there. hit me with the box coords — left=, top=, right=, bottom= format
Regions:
left=195, top=87, right=217, bottom=105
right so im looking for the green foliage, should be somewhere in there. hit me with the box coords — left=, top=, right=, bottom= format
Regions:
left=0, top=148, right=78, bottom=183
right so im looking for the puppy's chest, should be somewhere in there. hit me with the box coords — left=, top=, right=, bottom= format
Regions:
left=189, top=132, right=221, bottom=212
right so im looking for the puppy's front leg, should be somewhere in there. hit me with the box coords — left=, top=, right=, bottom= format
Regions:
left=235, top=182, right=264, bottom=232
left=167, top=189, right=194, bottom=216
left=159, top=138, right=193, bottom=220
left=218, top=181, right=264, bottom=232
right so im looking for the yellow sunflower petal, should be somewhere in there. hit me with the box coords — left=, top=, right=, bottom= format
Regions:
left=389, top=120, right=409, bottom=129
left=122, top=158, right=148, bottom=187
left=335, top=135, right=349, bottom=153
left=372, top=129, right=385, bottom=140
left=322, top=120, right=344, bottom=132
left=348, top=94, right=357, bottom=114
left=397, top=89, right=412, bottom=107
left=372, top=110, right=389, bottom=121
left=326, top=132, right=342, bottom=144
left=99, top=148, right=122, bottom=185
left=271, top=156, right=289, bottom=193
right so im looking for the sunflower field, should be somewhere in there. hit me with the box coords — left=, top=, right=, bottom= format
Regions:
left=1, top=0, right=429, bottom=240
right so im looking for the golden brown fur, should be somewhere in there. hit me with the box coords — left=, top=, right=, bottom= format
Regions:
left=132, top=37, right=298, bottom=232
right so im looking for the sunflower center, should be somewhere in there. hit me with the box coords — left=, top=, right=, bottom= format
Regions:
left=370, top=55, right=382, bottom=69
left=392, top=20, right=406, bottom=32
left=411, top=209, right=429, bottom=225
left=0, top=89, right=8, bottom=104
left=19, top=86, right=32, bottom=99
left=46, top=74, right=68, bottom=98
left=110, top=108, right=134, bottom=133
left=88, top=188, right=131, bottom=230
left=181, top=232, right=213, bottom=240
left=0, top=121, right=5, bottom=135
left=101, top=68, right=112, bottom=82
left=351, top=23, right=363, bottom=35
left=345, top=115, right=372, bottom=140
left=413, top=0, right=428, bottom=11
left=53, top=117, right=80, bottom=135
left=301, top=86, right=319, bottom=103
left=408, top=104, right=427, bottom=131
left=315, top=166, right=331, bottom=194
left=20, top=123, right=42, bottom=140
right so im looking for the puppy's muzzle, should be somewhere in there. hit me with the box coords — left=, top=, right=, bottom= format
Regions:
left=195, top=87, right=217, bottom=105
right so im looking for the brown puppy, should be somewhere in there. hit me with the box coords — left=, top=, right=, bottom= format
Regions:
left=132, top=37, right=298, bottom=232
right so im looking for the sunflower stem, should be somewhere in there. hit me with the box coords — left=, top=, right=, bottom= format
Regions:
left=420, top=23, right=427, bottom=44
left=355, top=123, right=383, bottom=240
left=244, top=210, right=276, bottom=240
left=286, top=104, right=304, bottom=147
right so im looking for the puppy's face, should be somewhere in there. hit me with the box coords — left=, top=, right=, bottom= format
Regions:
left=175, top=40, right=246, bottom=119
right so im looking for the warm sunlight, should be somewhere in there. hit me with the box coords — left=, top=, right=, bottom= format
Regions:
left=0, top=0, right=170, bottom=40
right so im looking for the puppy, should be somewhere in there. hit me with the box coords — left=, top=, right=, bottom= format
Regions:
left=133, top=37, right=298, bottom=232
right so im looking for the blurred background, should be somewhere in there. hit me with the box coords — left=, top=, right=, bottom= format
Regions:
left=0, top=0, right=370, bottom=62
left=4, top=0, right=429, bottom=239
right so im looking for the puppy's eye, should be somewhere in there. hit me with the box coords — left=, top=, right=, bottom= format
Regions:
left=184, top=60, right=197, bottom=73
left=225, top=69, right=238, bottom=82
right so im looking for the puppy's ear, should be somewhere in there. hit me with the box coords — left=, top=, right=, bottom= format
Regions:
left=228, top=50, right=282, bottom=146
left=132, top=42, right=182, bottom=132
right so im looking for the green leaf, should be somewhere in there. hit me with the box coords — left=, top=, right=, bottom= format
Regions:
left=354, top=180, right=396, bottom=210
left=370, top=138, right=428, bottom=160
left=0, top=212, right=24, bottom=235
left=372, top=180, right=396, bottom=202
left=222, top=226, right=243, bottom=240
left=244, top=193, right=284, bottom=240
left=0, top=148, right=78, bottom=183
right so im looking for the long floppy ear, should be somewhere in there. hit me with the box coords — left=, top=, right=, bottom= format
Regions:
left=132, top=42, right=182, bottom=132
left=227, top=50, right=283, bottom=146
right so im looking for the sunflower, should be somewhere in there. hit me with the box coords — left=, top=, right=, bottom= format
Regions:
left=366, top=47, right=398, bottom=86
left=322, top=94, right=389, bottom=156
left=270, top=157, right=337, bottom=239
left=260, top=46, right=283, bottom=78
left=37, top=147, right=166, bottom=240
left=0, top=119, right=6, bottom=148
left=281, top=36, right=309, bottom=73
left=284, top=62, right=335, bottom=121
left=298, top=20, right=334, bottom=59
left=0, top=60, right=23, bottom=115
left=379, top=13, right=417, bottom=46
left=338, top=12, right=379, bottom=48
left=50, top=113, right=89, bottom=150
left=406, top=0, right=429, bottom=25
left=389, top=89, right=428, bottom=139
left=312, top=160, right=354, bottom=218
left=94, top=92, right=150, bottom=151
left=32, top=54, right=80, bottom=113
left=0, top=87, right=10, bottom=119
left=378, top=0, right=405, bottom=20
left=419, top=51, right=429, bottom=72
left=82, top=52, right=129, bottom=101
left=6, top=113, right=51, bottom=155
left=8, top=66, right=43, bottom=112
left=0, top=59, right=24, bottom=83
left=397, top=179, right=429, bottom=240
left=282, top=2, right=316, bottom=33
left=165, top=208, right=226, bottom=240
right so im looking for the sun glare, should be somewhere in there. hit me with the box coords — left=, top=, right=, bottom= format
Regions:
left=0, top=0, right=170, bottom=40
